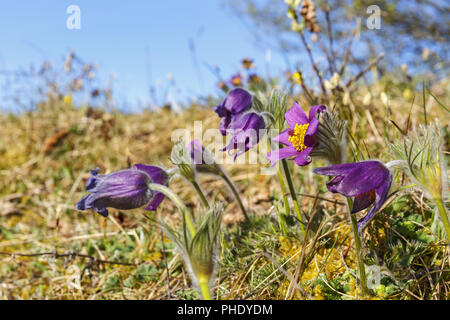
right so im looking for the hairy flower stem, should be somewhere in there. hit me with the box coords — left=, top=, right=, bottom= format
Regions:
left=346, top=198, right=369, bottom=297
left=198, top=276, right=212, bottom=300
left=148, top=183, right=195, bottom=237
left=277, top=163, right=290, bottom=234
left=281, top=159, right=305, bottom=236
left=385, top=160, right=407, bottom=169
left=218, top=171, right=249, bottom=221
left=190, top=180, right=210, bottom=209
left=434, top=197, right=450, bottom=244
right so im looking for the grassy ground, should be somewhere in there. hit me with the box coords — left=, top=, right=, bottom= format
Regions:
left=0, top=77, right=449, bottom=300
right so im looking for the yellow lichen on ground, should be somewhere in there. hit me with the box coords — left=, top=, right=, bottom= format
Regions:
left=277, top=224, right=365, bottom=299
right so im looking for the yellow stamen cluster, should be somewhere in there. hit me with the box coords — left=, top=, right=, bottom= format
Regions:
left=288, top=123, right=309, bottom=152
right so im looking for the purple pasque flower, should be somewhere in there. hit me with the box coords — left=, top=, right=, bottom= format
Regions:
left=267, top=103, right=326, bottom=166
left=221, top=112, right=265, bottom=160
left=76, top=165, right=169, bottom=217
left=213, top=88, right=252, bottom=135
left=313, top=160, right=392, bottom=231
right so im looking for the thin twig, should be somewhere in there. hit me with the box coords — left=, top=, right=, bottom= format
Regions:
left=294, top=193, right=345, bottom=206
left=0, top=251, right=138, bottom=266
left=338, top=24, right=358, bottom=76
left=298, top=32, right=328, bottom=97
left=346, top=53, right=385, bottom=88
left=258, top=252, right=312, bottom=300
left=324, top=8, right=336, bottom=71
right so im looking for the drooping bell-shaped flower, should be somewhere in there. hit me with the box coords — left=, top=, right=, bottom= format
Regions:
left=213, top=88, right=252, bottom=135
left=221, top=112, right=265, bottom=160
left=313, top=160, right=392, bottom=231
left=76, top=164, right=169, bottom=216
left=267, top=102, right=326, bottom=166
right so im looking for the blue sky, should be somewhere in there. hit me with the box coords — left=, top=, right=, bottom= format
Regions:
left=0, top=1, right=289, bottom=111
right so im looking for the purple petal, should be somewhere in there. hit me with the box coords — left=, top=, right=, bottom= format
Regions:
left=221, top=134, right=239, bottom=151
left=267, top=146, right=300, bottom=166
left=234, top=141, right=250, bottom=160
left=331, top=166, right=387, bottom=197
left=85, top=168, right=101, bottom=191
left=133, top=164, right=168, bottom=185
left=229, top=112, right=264, bottom=131
left=187, top=139, right=199, bottom=156
left=223, top=127, right=263, bottom=158
left=304, top=117, right=319, bottom=146
left=191, top=139, right=203, bottom=151
left=219, top=116, right=232, bottom=136
left=76, top=168, right=155, bottom=216
left=222, top=133, right=248, bottom=161
left=293, top=146, right=313, bottom=166
left=313, top=163, right=362, bottom=176
left=133, top=164, right=169, bottom=211
left=187, top=140, right=204, bottom=165
left=285, top=102, right=309, bottom=128
left=304, top=105, right=326, bottom=145
left=213, top=103, right=230, bottom=118
left=95, top=208, right=109, bottom=217
left=91, top=170, right=151, bottom=197
left=76, top=195, right=89, bottom=210
left=91, top=186, right=151, bottom=210
left=357, top=174, right=392, bottom=231
left=216, top=88, right=251, bottom=117
left=308, top=105, right=326, bottom=121
left=315, top=161, right=390, bottom=198
left=272, top=128, right=291, bottom=146
left=244, top=125, right=264, bottom=151
left=145, top=193, right=166, bottom=211
left=226, top=88, right=252, bottom=115
left=221, top=112, right=265, bottom=159
left=326, top=175, right=345, bottom=193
